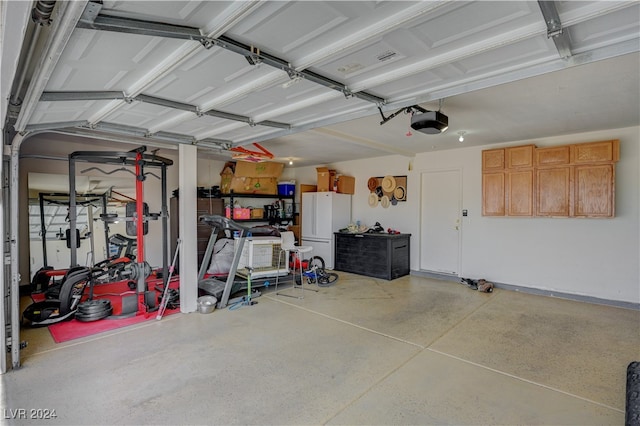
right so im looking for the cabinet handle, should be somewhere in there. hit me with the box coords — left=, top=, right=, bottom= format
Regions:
left=355, top=234, right=364, bottom=238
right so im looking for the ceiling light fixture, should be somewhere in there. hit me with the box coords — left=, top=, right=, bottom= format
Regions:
left=288, top=159, right=293, bottom=165
left=458, top=131, right=465, bottom=142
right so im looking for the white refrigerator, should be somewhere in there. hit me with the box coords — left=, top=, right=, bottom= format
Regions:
left=301, top=192, right=351, bottom=269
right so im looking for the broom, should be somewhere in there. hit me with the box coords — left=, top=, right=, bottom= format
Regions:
left=156, top=239, right=181, bottom=320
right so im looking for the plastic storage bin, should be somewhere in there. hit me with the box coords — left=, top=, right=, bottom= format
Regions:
left=278, top=181, right=296, bottom=196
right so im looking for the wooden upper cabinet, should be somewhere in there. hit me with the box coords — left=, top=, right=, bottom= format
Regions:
left=536, top=166, right=571, bottom=217
left=483, top=139, right=618, bottom=218
left=482, top=172, right=505, bottom=216
left=482, top=148, right=505, bottom=171
left=535, top=145, right=570, bottom=166
left=507, top=170, right=534, bottom=216
left=571, top=140, right=619, bottom=164
left=506, top=145, right=535, bottom=169
left=482, top=146, right=535, bottom=216
left=574, top=164, right=615, bottom=217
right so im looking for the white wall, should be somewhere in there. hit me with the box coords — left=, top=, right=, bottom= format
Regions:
left=291, top=126, right=640, bottom=304
left=197, top=157, right=228, bottom=188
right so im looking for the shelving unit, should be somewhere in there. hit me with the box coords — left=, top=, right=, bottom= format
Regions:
left=170, top=191, right=297, bottom=272
left=221, top=191, right=296, bottom=225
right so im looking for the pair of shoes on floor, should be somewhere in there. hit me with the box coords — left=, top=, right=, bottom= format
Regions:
left=461, top=278, right=477, bottom=290
left=477, top=279, right=494, bottom=293
left=460, top=277, right=494, bottom=293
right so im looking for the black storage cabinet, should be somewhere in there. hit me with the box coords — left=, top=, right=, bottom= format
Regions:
left=334, top=232, right=411, bottom=280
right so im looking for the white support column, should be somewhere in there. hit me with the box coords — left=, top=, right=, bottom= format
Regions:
left=178, top=144, right=198, bottom=313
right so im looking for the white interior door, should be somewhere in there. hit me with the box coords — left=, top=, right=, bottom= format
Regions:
left=420, top=169, right=461, bottom=275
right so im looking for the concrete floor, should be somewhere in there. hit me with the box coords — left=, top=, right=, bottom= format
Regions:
left=4, top=273, right=639, bottom=425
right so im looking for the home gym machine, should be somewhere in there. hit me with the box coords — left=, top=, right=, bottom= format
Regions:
left=36, top=192, right=109, bottom=270
left=67, top=146, right=173, bottom=316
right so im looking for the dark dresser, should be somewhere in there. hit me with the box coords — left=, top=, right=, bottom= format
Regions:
left=334, top=232, right=411, bottom=280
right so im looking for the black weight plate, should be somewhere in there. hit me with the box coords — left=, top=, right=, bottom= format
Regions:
left=77, top=299, right=111, bottom=314
left=75, top=307, right=113, bottom=322
left=76, top=299, right=113, bottom=322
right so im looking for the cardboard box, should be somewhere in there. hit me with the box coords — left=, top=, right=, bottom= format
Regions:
left=316, top=167, right=336, bottom=192
left=220, top=161, right=284, bottom=195
left=235, top=161, right=284, bottom=178
left=226, top=176, right=278, bottom=195
left=336, top=175, right=355, bottom=194
left=300, top=184, right=317, bottom=193
left=251, top=208, right=264, bottom=219
left=220, top=165, right=235, bottom=194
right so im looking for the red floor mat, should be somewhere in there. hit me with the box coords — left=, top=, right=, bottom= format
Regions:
left=45, top=276, right=180, bottom=343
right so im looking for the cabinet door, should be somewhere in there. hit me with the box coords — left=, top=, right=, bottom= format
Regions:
left=482, top=149, right=505, bottom=171
left=506, top=145, right=534, bottom=168
left=482, top=172, right=505, bottom=216
left=574, top=164, right=614, bottom=217
left=536, top=145, right=570, bottom=166
left=536, top=167, right=571, bottom=217
left=571, top=140, right=619, bottom=164
left=507, top=169, right=534, bottom=216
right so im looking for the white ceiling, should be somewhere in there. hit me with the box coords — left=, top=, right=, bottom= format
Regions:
left=4, top=1, right=640, bottom=167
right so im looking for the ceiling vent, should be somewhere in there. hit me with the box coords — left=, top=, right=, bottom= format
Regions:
left=410, top=110, right=449, bottom=134
left=377, top=50, right=397, bottom=62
